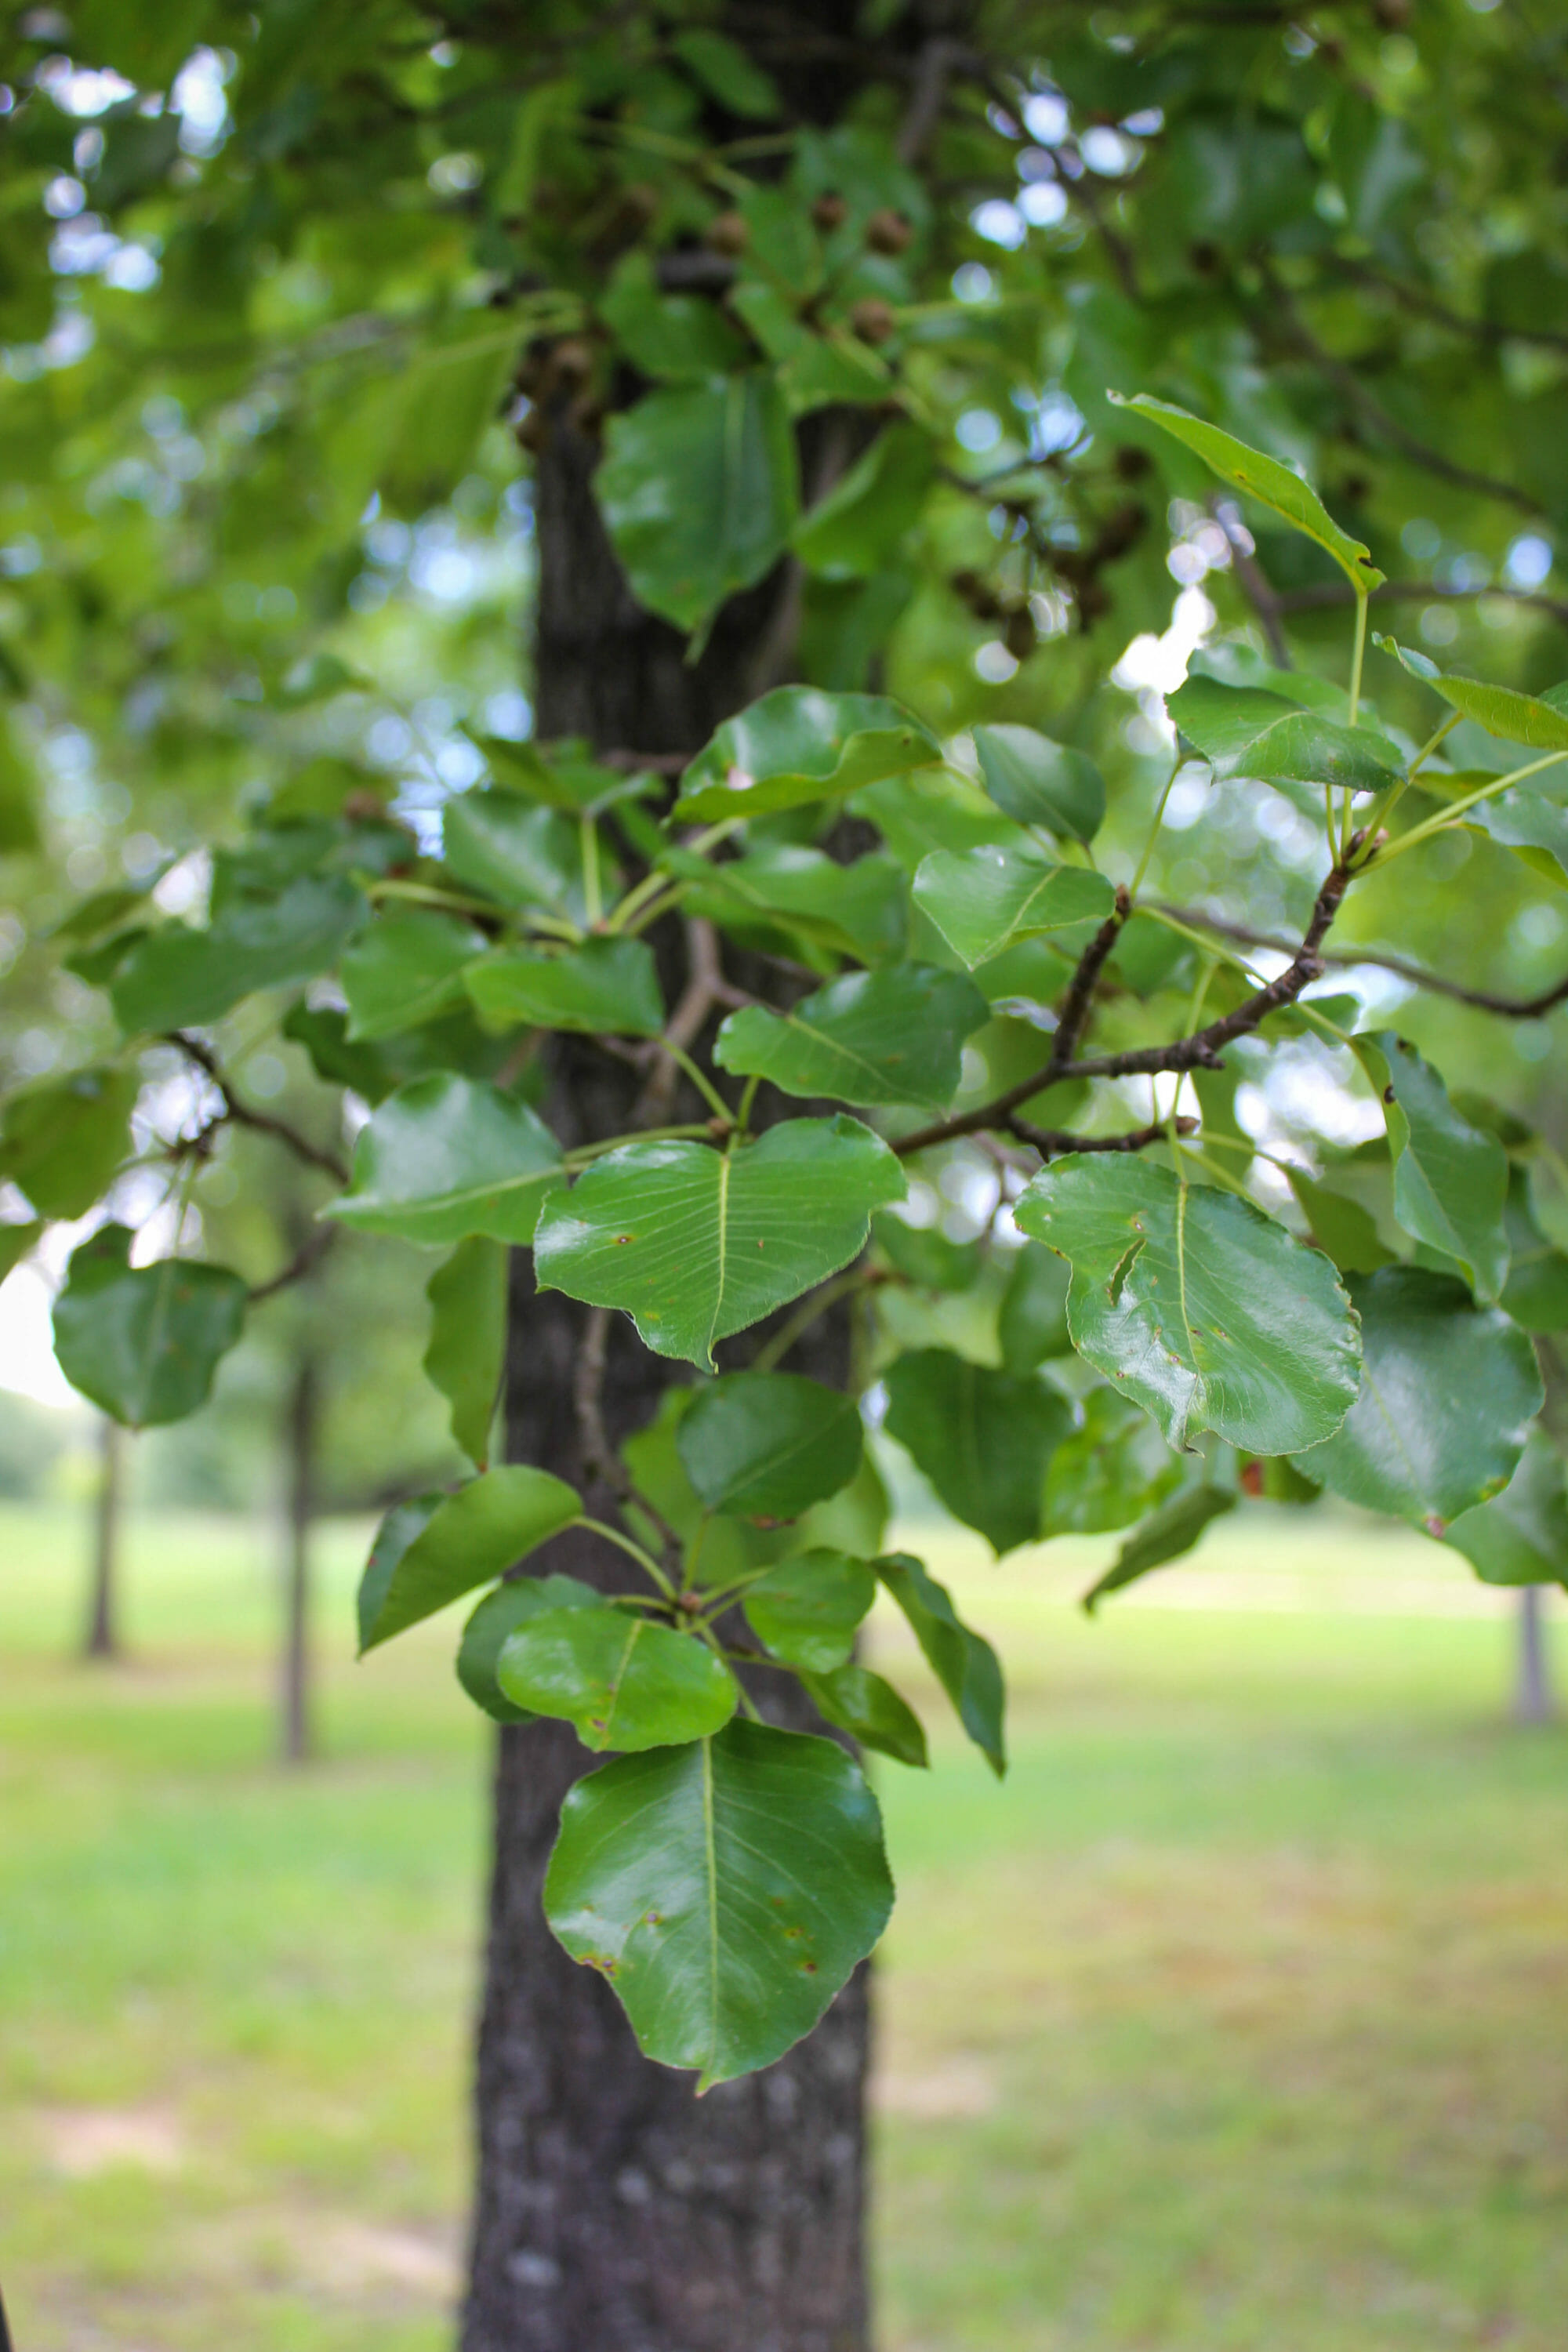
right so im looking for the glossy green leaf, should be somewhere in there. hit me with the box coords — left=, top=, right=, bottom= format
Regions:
left=691, top=844, right=908, bottom=967
left=441, top=789, right=583, bottom=913
left=0, top=1065, right=137, bottom=1218
left=597, top=374, right=800, bottom=637
left=800, top=1664, right=927, bottom=1767
left=1166, top=674, right=1401, bottom=793
left=1294, top=1268, right=1541, bottom=1532
left=456, top=1573, right=607, bottom=1724
left=533, top=1116, right=905, bottom=1373
left=1016, top=1156, right=1360, bottom=1454
left=359, top=1465, right=583, bottom=1652
left=872, top=1212, right=981, bottom=1294
left=881, top=1349, right=1072, bottom=1555
left=912, top=844, right=1116, bottom=968
left=742, top=1549, right=877, bottom=1671
left=1111, top=394, right=1384, bottom=593
left=997, top=1244, right=1073, bottom=1370
left=790, top=423, right=935, bottom=581
left=1444, top=1433, right=1568, bottom=1588
left=1374, top=638, right=1568, bottom=750
left=1043, top=1385, right=1183, bottom=1536
left=677, top=1372, right=862, bottom=1520
left=1354, top=1033, right=1509, bottom=1301
left=465, top=938, right=665, bottom=1040
left=423, top=1237, right=507, bottom=1470
left=544, top=1720, right=894, bottom=2086
left=673, top=688, right=942, bottom=823
left=499, top=1609, right=738, bottom=1751
left=52, top=1225, right=247, bottom=1429
left=325, top=1074, right=565, bottom=1247
left=1083, top=1482, right=1239, bottom=1612
left=341, top=910, right=487, bottom=1041
left=971, top=724, right=1105, bottom=844
left=110, top=876, right=362, bottom=1035
left=356, top=1492, right=444, bottom=1653
left=713, top=962, right=986, bottom=1114
left=876, top=1552, right=1006, bottom=1775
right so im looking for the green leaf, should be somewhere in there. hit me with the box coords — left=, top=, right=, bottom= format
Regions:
left=1374, top=637, right=1568, bottom=751
left=441, top=790, right=584, bottom=914
left=358, top=1465, right=583, bottom=1652
left=677, top=1372, right=863, bottom=1520
left=499, top=1610, right=739, bottom=1751
left=325, top=1074, right=565, bottom=1247
left=597, top=374, right=800, bottom=637
left=997, top=1244, right=1073, bottom=1370
left=872, top=1211, right=981, bottom=1294
left=1294, top=1268, right=1541, bottom=1533
left=673, top=688, right=942, bottom=823
left=742, top=1549, right=877, bottom=1671
left=0, top=1065, right=138, bottom=1219
left=533, top=1116, right=905, bottom=1372
left=0, top=705, right=41, bottom=851
left=876, top=1552, right=1006, bottom=1776
left=1444, top=1433, right=1568, bottom=1588
left=912, top=844, right=1116, bottom=968
left=790, top=424, right=935, bottom=581
left=713, top=962, right=986, bottom=1114
left=671, top=26, right=781, bottom=116
left=110, top=876, right=363, bottom=1034
left=1015, top=1156, right=1361, bottom=1454
left=1286, top=1168, right=1396, bottom=1273
left=464, top=938, right=665, bottom=1039
left=464, top=736, right=645, bottom=821
left=600, top=255, right=752, bottom=383
left=800, top=1664, right=927, bottom=1766
left=423, top=1238, right=507, bottom=1470
left=881, top=1349, right=1072, bottom=1555
left=1043, top=1385, right=1183, bottom=1536
left=1082, top=1482, right=1239, bottom=1612
left=1501, top=1175, right=1568, bottom=1331
left=456, top=1573, right=607, bottom=1723
left=544, top=1720, right=894, bottom=2086
left=1166, top=675, right=1402, bottom=793
left=691, top=844, right=908, bottom=967
left=341, top=910, right=487, bottom=1041
left=356, top=1493, right=444, bottom=1653
left=971, top=725, right=1106, bottom=844
left=52, top=1226, right=247, bottom=1429
left=0, top=1219, right=42, bottom=1282
left=1110, top=394, right=1385, bottom=593
left=1353, top=1033, right=1509, bottom=1301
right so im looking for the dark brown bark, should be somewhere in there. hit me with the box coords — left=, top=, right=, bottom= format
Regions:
left=84, top=1414, right=123, bottom=1661
left=281, top=1355, right=316, bottom=1766
left=460, top=403, right=872, bottom=2352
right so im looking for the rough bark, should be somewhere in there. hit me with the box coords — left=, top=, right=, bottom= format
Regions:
left=460, top=406, right=872, bottom=2352
left=281, top=1355, right=316, bottom=1766
left=83, top=1414, right=123, bottom=1661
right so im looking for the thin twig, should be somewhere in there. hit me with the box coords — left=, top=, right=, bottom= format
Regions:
left=1157, top=904, right=1568, bottom=1021
left=249, top=1225, right=337, bottom=1304
left=165, top=1033, right=350, bottom=1185
left=572, top=1304, right=684, bottom=1573
left=1007, top=1114, right=1197, bottom=1157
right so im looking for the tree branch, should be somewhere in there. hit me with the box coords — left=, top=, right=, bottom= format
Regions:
left=165, top=1033, right=350, bottom=1185
left=1272, top=579, right=1568, bottom=633
left=1158, top=904, right=1568, bottom=1021
left=1007, top=1114, right=1196, bottom=1156
left=249, top=1224, right=337, bottom=1305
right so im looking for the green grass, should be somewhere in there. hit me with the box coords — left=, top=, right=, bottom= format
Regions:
left=2, top=1499, right=1566, bottom=2349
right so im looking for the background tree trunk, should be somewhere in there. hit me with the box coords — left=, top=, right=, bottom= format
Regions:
left=1514, top=1585, right=1555, bottom=1726
left=460, top=408, right=873, bottom=2352
left=83, top=1414, right=123, bottom=1661
left=281, top=1354, right=316, bottom=1766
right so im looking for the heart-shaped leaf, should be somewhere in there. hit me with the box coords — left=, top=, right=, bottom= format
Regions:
left=875, top=1553, right=1006, bottom=1775
left=1353, top=1033, right=1509, bottom=1300
left=533, top=1116, right=905, bottom=1371
left=53, top=1225, right=247, bottom=1429
left=742, top=1549, right=877, bottom=1671
left=358, top=1465, right=583, bottom=1651
left=499, top=1609, right=738, bottom=1751
left=464, top=937, right=665, bottom=1038
left=457, top=1573, right=607, bottom=1724
left=971, top=724, right=1105, bottom=843
left=677, top=1372, right=863, bottom=1519
left=1015, top=1156, right=1361, bottom=1454
left=1111, top=394, right=1384, bottom=593
left=713, top=962, right=986, bottom=1113
left=882, top=1348, right=1072, bottom=1555
left=1167, top=674, right=1402, bottom=793
left=1444, top=1432, right=1568, bottom=1588
left=1293, top=1267, right=1541, bottom=1534
left=800, top=1663, right=927, bottom=1766
left=341, top=909, right=487, bottom=1040
left=423, top=1237, right=507, bottom=1469
left=1375, top=637, right=1568, bottom=751
left=544, top=1720, right=894, bottom=2086
left=325, top=1073, right=565, bottom=1247
left=597, top=373, right=800, bottom=637
left=673, top=687, right=942, bottom=822
left=0, top=1064, right=137, bottom=1219
left=110, top=875, right=363, bottom=1035
left=912, top=844, right=1115, bottom=967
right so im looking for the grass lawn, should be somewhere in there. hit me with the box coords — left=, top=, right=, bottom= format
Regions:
left=2, top=1497, right=1566, bottom=2349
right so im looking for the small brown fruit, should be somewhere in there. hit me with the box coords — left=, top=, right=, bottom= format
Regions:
left=849, top=297, right=896, bottom=345
left=811, top=191, right=848, bottom=232
left=865, top=206, right=913, bottom=256
left=703, top=209, right=749, bottom=256
left=549, top=337, right=593, bottom=387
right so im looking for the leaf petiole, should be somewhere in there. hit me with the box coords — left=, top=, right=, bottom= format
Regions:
left=580, top=1515, right=677, bottom=1600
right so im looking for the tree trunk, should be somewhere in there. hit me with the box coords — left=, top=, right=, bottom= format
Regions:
left=460, top=407, right=872, bottom=2352
left=281, top=1355, right=316, bottom=1766
left=1514, top=1584, right=1555, bottom=1726
left=84, top=1414, right=123, bottom=1661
